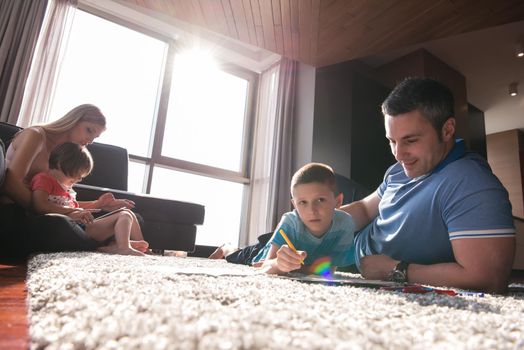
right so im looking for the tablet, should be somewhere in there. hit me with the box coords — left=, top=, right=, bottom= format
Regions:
left=94, top=207, right=127, bottom=220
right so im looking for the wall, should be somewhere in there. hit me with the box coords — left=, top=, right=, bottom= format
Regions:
left=312, top=61, right=354, bottom=177
left=311, top=61, right=394, bottom=190
left=468, top=103, right=487, bottom=159
left=487, top=129, right=524, bottom=219
left=292, top=62, right=316, bottom=172
left=350, top=72, right=394, bottom=190
left=376, top=49, right=470, bottom=146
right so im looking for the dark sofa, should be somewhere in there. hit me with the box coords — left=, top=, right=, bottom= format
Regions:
left=0, top=121, right=205, bottom=253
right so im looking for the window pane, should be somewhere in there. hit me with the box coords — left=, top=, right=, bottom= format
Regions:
left=48, top=10, right=166, bottom=157
left=128, top=160, right=148, bottom=194
left=150, top=167, right=244, bottom=246
left=162, top=52, right=249, bottom=171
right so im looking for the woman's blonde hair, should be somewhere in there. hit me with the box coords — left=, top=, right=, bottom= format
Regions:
left=40, top=104, right=106, bottom=134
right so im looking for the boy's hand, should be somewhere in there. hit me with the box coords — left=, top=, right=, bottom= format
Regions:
left=275, top=245, right=307, bottom=273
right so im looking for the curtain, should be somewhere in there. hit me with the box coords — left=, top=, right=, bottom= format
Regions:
left=0, top=0, right=48, bottom=124
left=268, top=58, right=297, bottom=228
left=246, top=57, right=297, bottom=245
left=17, top=0, right=77, bottom=127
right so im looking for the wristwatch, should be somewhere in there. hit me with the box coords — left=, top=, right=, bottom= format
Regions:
left=389, top=261, right=410, bottom=283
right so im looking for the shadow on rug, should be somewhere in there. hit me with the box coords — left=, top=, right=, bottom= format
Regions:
left=27, top=252, right=524, bottom=349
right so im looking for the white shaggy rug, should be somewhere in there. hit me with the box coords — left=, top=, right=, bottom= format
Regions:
left=27, top=252, right=524, bottom=350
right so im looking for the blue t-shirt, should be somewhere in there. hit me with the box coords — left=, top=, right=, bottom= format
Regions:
left=354, top=139, right=515, bottom=270
left=253, top=209, right=356, bottom=266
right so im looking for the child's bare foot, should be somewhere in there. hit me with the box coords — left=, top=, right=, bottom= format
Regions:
left=118, top=246, right=146, bottom=256
left=130, top=240, right=149, bottom=252
left=98, top=243, right=146, bottom=256
left=208, top=243, right=238, bottom=259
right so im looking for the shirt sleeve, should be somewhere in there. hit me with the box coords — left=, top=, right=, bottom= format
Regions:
left=441, top=166, right=515, bottom=239
left=445, top=188, right=515, bottom=239
left=30, top=173, right=54, bottom=194
left=270, top=212, right=297, bottom=247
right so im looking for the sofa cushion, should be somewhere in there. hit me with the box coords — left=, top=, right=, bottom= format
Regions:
left=74, top=184, right=205, bottom=251
left=0, top=139, right=5, bottom=187
left=335, top=173, right=371, bottom=204
left=0, top=121, right=22, bottom=149
left=84, top=142, right=128, bottom=191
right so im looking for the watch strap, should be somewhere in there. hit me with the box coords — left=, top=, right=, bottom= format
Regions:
left=395, top=260, right=409, bottom=282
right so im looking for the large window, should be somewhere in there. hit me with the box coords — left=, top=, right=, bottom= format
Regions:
left=48, top=9, right=257, bottom=246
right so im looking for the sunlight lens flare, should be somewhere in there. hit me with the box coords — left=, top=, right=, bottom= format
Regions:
left=311, top=256, right=333, bottom=279
left=175, top=48, right=218, bottom=80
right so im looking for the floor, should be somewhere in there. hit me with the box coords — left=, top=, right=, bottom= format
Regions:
left=0, top=263, right=28, bottom=350
left=1, top=262, right=523, bottom=349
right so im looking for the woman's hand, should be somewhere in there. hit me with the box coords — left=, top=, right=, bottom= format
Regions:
left=96, top=192, right=135, bottom=211
left=67, top=209, right=95, bottom=225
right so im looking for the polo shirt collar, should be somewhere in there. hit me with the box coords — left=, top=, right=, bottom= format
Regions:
left=432, top=139, right=466, bottom=174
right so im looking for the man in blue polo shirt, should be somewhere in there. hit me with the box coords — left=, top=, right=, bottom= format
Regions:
left=342, top=77, right=515, bottom=293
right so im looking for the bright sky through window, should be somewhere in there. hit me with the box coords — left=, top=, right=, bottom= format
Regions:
left=162, top=49, right=248, bottom=171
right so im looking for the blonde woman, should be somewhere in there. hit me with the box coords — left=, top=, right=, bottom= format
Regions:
left=0, top=104, right=137, bottom=262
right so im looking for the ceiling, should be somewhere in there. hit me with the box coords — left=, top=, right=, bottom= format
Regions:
left=118, top=0, right=524, bottom=134
left=359, top=20, right=524, bottom=135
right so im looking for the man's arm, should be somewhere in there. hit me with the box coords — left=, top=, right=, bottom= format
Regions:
left=340, top=191, right=380, bottom=231
left=360, top=237, right=515, bottom=294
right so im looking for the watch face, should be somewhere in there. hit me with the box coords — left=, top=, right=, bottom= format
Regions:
left=391, top=270, right=406, bottom=283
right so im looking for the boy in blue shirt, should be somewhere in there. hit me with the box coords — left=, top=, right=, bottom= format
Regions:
left=213, top=163, right=355, bottom=273
left=253, top=163, right=355, bottom=274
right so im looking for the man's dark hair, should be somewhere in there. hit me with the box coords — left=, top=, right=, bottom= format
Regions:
left=291, top=163, right=338, bottom=195
left=381, top=77, right=455, bottom=137
left=49, top=142, right=93, bottom=179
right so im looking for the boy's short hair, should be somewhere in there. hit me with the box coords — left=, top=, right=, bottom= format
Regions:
left=49, top=142, right=93, bottom=178
left=291, top=163, right=338, bottom=194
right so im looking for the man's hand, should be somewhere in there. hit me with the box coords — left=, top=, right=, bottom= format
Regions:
left=96, top=192, right=135, bottom=211
left=360, top=254, right=398, bottom=280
